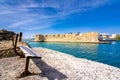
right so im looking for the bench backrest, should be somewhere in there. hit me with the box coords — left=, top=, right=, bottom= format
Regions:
left=12, top=34, right=20, bottom=56
left=12, top=32, right=41, bottom=58
left=12, top=33, right=23, bottom=56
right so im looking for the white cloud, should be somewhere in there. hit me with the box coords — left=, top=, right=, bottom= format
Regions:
left=22, top=25, right=50, bottom=30
left=20, top=0, right=39, bottom=8
left=8, top=19, right=34, bottom=28
left=0, top=10, right=15, bottom=15
left=7, top=16, right=57, bottom=30
left=0, top=0, right=110, bottom=30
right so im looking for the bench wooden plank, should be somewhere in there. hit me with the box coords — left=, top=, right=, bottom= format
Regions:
left=20, top=46, right=41, bottom=58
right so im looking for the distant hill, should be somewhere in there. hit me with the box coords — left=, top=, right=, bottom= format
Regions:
left=0, top=29, right=15, bottom=40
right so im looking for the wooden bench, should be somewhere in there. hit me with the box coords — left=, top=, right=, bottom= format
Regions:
left=20, top=46, right=41, bottom=77
left=12, top=33, right=41, bottom=77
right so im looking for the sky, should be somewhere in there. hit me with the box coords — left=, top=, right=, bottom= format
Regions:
left=0, top=0, right=120, bottom=38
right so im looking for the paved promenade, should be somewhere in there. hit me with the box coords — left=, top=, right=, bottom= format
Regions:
left=0, top=45, right=120, bottom=80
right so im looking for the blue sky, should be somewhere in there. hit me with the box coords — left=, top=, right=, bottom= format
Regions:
left=0, top=0, right=120, bottom=38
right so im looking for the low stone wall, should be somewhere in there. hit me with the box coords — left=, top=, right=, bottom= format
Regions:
left=34, top=32, right=99, bottom=43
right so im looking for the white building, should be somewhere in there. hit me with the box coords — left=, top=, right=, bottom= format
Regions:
left=98, top=33, right=110, bottom=40
left=111, top=34, right=117, bottom=39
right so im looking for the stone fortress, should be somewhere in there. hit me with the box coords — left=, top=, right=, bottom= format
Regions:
left=34, top=32, right=100, bottom=43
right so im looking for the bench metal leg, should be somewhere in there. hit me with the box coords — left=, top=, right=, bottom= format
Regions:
left=24, top=57, right=30, bottom=75
left=18, top=57, right=41, bottom=78
left=19, top=57, right=31, bottom=77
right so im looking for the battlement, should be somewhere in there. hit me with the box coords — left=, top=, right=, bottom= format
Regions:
left=34, top=32, right=99, bottom=43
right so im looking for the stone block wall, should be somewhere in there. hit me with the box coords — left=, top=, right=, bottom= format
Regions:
left=34, top=32, right=99, bottom=43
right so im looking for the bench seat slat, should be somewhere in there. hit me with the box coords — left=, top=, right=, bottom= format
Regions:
left=20, top=46, right=41, bottom=58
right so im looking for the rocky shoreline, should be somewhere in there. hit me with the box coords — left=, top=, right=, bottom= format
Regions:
left=0, top=46, right=120, bottom=80
left=0, top=40, right=30, bottom=58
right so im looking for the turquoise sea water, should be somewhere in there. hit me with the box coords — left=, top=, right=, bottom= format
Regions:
left=25, top=40, right=120, bottom=68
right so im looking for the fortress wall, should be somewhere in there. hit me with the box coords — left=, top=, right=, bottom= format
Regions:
left=80, top=32, right=99, bottom=42
left=34, top=34, right=45, bottom=41
left=34, top=32, right=99, bottom=42
left=34, top=34, right=40, bottom=41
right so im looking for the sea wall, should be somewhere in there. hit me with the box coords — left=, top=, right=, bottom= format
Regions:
left=34, top=32, right=100, bottom=43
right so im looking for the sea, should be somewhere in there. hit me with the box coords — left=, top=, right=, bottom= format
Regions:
left=24, top=40, right=120, bottom=68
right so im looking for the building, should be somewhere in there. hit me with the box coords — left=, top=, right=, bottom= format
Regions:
left=111, top=34, right=117, bottom=39
left=98, top=33, right=110, bottom=40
